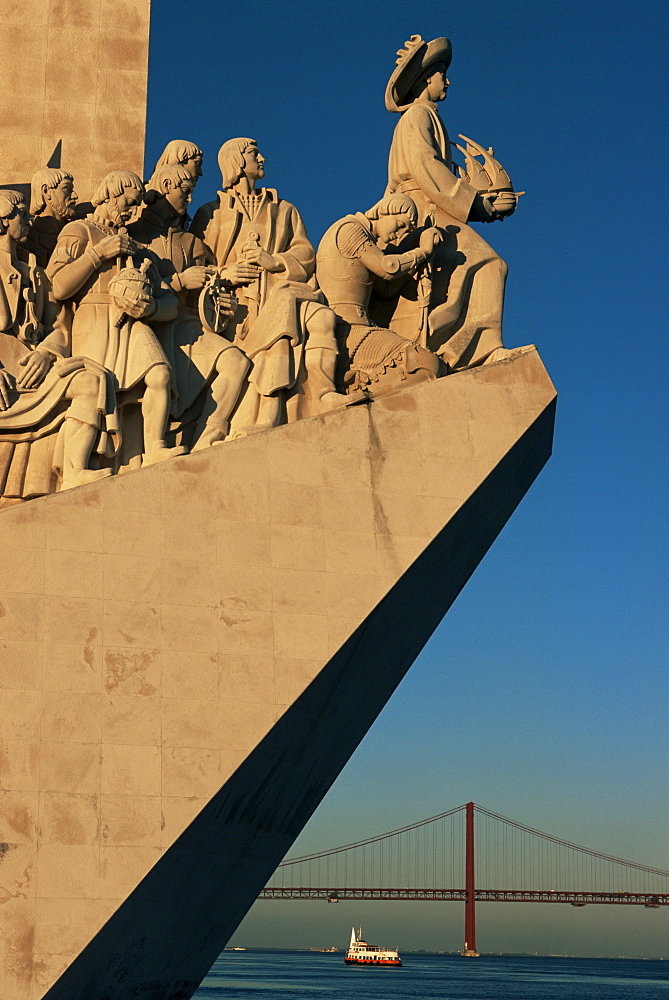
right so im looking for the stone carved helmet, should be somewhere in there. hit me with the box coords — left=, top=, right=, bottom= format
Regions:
left=385, top=35, right=452, bottom=113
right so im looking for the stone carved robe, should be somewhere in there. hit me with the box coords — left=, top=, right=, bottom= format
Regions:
left=20, top=214, right=64, bottom=270
left=0, top=249, right=116, bottom=501
left=191, top=188, right=321, bottom=400
left=129, top=208, right=239, bottom=420
left=374, top=102, right=508, bottom=369
left=47, top=217, right=174, bottom=392
left=191, top=187, right=315, bottom=327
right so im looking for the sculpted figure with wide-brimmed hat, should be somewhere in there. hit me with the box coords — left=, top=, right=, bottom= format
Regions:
left=373, top=34, right=523, bottom=371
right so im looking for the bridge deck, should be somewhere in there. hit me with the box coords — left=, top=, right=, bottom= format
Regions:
left=260, top=887, right=667, bottom=906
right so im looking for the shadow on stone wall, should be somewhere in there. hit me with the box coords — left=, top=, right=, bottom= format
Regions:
left=43, top=398, right=555, bottom=1000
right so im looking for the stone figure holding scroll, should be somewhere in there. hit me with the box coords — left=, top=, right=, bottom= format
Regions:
left=376, top=35, right=521, bottom=370
left=0, top=190, right=117, bottom=502
left=191, top=138, right=344, bottom=434
left=317, top=194, right=441, bottom=394
left=130, top=161, right=250, bottom=450
left=22, top=167, right=78, bottom=268
left=48, top=170, right=185, bottom=467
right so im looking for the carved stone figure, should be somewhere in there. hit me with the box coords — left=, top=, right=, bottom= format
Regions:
left=377, top=35, right=521, bottom=370
left=130, top=162, right=250, bottom=450
left=0, top=190, right=116, bottom=502
left=47, top=170, right=186, bottom=467
left=152, top=140, right=204, bottom=232
left=191, top=138, right=344, bottom=433
left=317, top=194, right=441, bottom=394
left=153, top=139, right=204, bottom=179
left=22, top=167, right=78, bottom=268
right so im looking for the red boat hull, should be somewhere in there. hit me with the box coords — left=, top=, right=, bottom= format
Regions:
left=344, top=957, right=402, bottom=966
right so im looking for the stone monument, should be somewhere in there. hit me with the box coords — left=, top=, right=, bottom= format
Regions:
left=0, top=15, right=555, bottom=1000
left=0, top=0, right=150, bottom=204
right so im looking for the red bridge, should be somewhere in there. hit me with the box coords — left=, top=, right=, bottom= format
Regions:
left=260, top=802, right=668, bottom=955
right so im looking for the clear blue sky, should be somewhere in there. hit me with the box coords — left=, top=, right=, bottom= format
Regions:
left=147, top=0, right=667, bottom=957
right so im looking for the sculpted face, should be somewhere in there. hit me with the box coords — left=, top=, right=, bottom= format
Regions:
left=109, top=186, right=143, bottom=226
left=243, top=144, right=265, bottom=183
left=426, top=63, right=449, bottom=102
left=165, top=178, right=194, bottom=216
left=186, top=154, right=203, bottom=179
left=46, top=177, right=78, bottom=220
left=374, top=211, right=415, bottom=246
left=7, top=201, right=32, bottom=242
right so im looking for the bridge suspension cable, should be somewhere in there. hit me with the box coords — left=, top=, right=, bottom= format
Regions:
left=264, top=801, right=669, bottom=918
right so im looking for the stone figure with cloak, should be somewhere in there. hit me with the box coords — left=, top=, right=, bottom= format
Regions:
left=0, top=190, right=117, bottom=503
left=129, top=160, right=250, bottom=450
left=191, top=138, right=345, bottom=435
left=372, top=35, right=521, bottom=370
left=22, top=166, right=78, bottom=269
left=48, top=170, right=186, bottom=469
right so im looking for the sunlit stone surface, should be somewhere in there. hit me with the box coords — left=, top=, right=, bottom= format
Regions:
left=0, top=0, right=150, bottom=203
left=0, top=348, right=555, bottom=998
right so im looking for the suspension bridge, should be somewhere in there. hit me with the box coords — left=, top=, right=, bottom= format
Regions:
left=260, top=802, right=669, bottom=955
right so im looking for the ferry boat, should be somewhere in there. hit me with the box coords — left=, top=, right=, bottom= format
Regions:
left=344, top=927, right=402, bottom=966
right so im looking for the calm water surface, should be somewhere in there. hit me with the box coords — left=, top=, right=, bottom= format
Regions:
left=194, top=951, right=669, bottom=999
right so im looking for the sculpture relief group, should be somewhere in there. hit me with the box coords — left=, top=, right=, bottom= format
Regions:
left=0, top=35, right=521, bottom=504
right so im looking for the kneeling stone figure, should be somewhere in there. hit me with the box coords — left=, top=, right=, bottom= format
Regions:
left=316, top=194, right=441, bottom=395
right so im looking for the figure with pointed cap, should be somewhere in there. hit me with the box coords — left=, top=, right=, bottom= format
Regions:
left=377, top=34, right=522, bottom=370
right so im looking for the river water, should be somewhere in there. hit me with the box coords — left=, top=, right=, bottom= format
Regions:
left=194, top=951, right=668, bottom=998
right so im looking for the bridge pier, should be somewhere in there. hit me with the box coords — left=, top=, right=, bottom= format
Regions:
left=461, top=802, right=480, bottom=956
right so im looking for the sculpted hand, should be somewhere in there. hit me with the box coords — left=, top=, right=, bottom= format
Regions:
left=0, top=367, right=15, bottom=410
left=242, top=247, right=284, bottom=272
left=95, top=233, right=139, bottom=262
left=180, top=265, right=216, bottom=290
left=214, top=291, right=237, bottom=318
left=419, top=227, right=443, bottom=256
left=118, top=290, right=156, bottom=320
left=220, top=262, right=261, bottom=287
left=491, top=191, right=518, bottom=218
left=17, top=350, right=55, bottom=389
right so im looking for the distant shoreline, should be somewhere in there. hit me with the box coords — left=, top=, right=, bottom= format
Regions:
left=223, top=948, right=667, bottom=961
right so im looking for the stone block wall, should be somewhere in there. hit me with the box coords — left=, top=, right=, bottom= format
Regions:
left=0, top=349, right=556, bottom=998
left=0, top=0, right=150, bottom=200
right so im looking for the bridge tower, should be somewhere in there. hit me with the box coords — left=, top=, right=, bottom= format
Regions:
left=461, top=802, right=480, bottom=956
